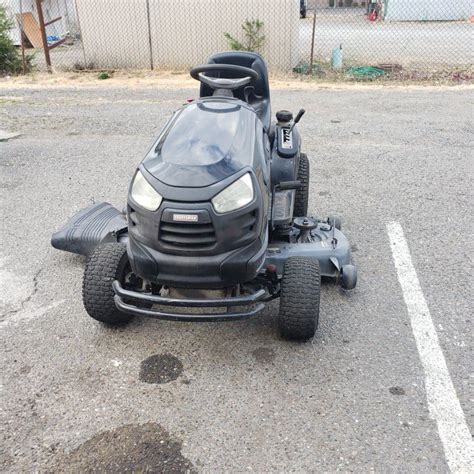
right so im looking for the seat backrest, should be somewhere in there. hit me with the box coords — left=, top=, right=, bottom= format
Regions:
left=199, top=51, right=271, bottom=130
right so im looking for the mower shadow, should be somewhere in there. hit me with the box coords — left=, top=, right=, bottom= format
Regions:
left=81, top=280, right=360, bottom=393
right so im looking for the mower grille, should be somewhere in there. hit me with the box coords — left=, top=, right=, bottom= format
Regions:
left=159, top=221, right=217, bottom=250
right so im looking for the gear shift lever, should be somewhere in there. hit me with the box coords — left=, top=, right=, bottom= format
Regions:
left=289, top=108, right=306, bottom=133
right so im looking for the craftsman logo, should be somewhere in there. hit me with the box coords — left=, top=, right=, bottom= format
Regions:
left=173, top=213, right=198, bottom=222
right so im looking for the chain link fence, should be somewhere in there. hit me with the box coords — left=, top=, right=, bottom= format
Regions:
left=4, top=0, right=473, bottom=78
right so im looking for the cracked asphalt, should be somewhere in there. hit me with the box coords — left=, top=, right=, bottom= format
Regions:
left=1, top=80, right=473, bottom=472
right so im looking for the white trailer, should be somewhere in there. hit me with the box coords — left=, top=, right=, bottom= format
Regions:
left=384, top=0, right=472, bottom=21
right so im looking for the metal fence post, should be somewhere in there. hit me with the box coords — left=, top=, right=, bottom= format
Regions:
left=35, top=0, right=52, bottom=71
left=18, top=0, right=27, bottom=74
left=145, top=0, right=154, bottom=70
left=73, top=0, right=88, bottom=69
left=309, top=8, right=317, bottom=74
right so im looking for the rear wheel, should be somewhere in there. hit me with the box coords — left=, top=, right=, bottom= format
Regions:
left=82, top=243, right=134, bottom=326
left=294, top=153, right=309, bottom=217
left=278, top=256, right=320, bottom=341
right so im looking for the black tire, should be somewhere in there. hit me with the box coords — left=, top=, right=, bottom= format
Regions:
left=341, top=264, right=357, bottom=290
left=82, top=243, right=134, bottom=326
left=278, top=256, right=320, bottom=341
left=294, top=153, right=309, bottom=217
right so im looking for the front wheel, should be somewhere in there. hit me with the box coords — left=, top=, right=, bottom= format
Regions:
left=341, top=264, right=357, bottom=290
left=82, top=243, right=134, bottom=326
left=278, top=256, right=320, bottom=341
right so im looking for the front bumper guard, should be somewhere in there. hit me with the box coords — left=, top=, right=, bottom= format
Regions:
left=113, top=281, right=266, bottom=321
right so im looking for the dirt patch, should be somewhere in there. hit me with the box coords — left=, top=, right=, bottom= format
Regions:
left=50, top=423, right=195, bottom=472
left=251, top=347, right=276, bottom=364
left=2, top=70, right=473, bottom=91
left=389, top=386, right=406, bottom=396
left=139, top=353, right=184, bottom=384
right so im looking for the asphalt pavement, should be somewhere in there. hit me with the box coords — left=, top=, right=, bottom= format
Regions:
left=1, top=81, right=473, bottom=472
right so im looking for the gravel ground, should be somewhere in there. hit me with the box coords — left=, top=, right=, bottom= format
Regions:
left=1, top=81, right=473, bottom=472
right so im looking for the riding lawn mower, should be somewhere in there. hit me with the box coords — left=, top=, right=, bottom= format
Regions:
left=52, top=51, right=357, bottom=341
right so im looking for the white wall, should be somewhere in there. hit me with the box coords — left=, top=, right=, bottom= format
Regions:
left=75, top=0, right=300, bottom=70
left=74, top=0, right=151, bottom=68
left=385, top=0, right=472, bottom=21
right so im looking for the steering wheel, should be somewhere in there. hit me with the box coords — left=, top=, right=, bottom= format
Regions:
left=190, top=64, right=259, bottom=91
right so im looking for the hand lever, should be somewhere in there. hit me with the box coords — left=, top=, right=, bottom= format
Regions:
left=289, top=108, right=306, bottom=133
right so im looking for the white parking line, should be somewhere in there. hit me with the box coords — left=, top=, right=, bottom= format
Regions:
left=387, top=222, right=474, bottom=473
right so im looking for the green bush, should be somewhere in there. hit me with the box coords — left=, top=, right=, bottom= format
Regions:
left=224, top=20, right=265, bottom=52
left=0, top=5, right=34, bottom=75
left=97, top=71, right=111, bottom=80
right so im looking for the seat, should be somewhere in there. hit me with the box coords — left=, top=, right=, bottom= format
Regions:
left=200, top=51, right=271, bottom=131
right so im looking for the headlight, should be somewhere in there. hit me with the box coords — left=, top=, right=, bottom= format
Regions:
left=212, top=173, right=254, bottom=214
left=130, top=170, right=162, bottom=211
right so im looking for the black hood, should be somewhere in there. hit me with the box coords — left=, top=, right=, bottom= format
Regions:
left=143, top=99, right=260, bottom=188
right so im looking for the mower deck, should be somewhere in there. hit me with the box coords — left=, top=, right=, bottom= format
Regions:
left=266, top=224, right=352, bottom=278
left=52, top=202, right=356, bottom=322
left=52, top=203, right=353, bottom=279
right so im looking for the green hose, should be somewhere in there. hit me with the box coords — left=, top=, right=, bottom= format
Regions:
left=346, top=66, right=385, bottom=78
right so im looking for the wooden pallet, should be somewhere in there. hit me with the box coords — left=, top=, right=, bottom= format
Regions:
left=16, top=12, right=43, bottom=48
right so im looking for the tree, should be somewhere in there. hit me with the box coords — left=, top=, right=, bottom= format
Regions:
left=224, top=19, right=265, bottom=52
left=0, top=5, right=33, bottom=75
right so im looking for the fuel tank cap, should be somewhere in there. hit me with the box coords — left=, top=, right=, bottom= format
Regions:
left=276, top=110, right=293, bottom=122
